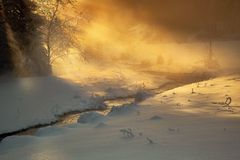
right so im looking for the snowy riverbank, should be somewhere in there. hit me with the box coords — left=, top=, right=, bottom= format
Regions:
left=0, top=75, right=170, bottom=135
left=0, top=75, right=240, bottom=160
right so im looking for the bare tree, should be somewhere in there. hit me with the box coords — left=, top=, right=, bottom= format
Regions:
left=34, top=0, right=81, bottom=65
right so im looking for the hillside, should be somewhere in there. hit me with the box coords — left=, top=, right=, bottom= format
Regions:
left=0, top=75, right=240, bottom=160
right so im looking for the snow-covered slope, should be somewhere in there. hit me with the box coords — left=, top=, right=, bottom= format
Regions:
left=0, top=77, right=93, bottom=134
left=0, top=74, right=170, bottom=134
left=0, top=75, right=240, bottom=160
left=143, top=75, right=240, bottom=117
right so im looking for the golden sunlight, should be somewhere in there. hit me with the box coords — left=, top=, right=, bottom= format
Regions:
left=46, top=0, right=240, bottom=88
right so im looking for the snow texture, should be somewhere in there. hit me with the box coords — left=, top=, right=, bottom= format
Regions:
left=0, top=77, right=93, bottom=134
left=0, top=75, right=240, bottom=160
left=78, top=112, right=105, bottom=124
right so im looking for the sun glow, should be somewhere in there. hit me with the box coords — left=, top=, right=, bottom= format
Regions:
left=50, top=0, right=240, bottom=87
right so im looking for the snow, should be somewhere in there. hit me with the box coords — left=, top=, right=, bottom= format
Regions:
left=108, top=103, right=138, bottom=116
left=77, top=112, right=105, bottom=124
left=0, top=76, right=100, bottom=134
left=0, top=75, right=240, bottom=160
left=0, top=74, right=170, bottom=134
left=143, top=75, right=240, bottom=117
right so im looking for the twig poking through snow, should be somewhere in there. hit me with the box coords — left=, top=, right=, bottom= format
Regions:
left=146, top=137, right=156, bottom=144
left=225, top=97, right=232, bottom=106
left=191, top=88, right=196, bottom=94
left=120, top=128, right=135, bottom=138
left=176, top=103, right=182, bottom=108
left=224, top=96, right=232, bottom=111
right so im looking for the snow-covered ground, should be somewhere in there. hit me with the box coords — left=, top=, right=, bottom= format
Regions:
left=0, top=75, right=169, bottom=134
left=0, top=75, right=240, bottom=160
left=0, top=77, right=131, bottom=134
left=0, top=77, right=90, bottom=134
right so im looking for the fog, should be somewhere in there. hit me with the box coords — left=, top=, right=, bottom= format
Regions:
left=52, top=0, right=240, bottom=85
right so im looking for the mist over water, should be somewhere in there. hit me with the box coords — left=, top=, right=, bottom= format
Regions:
left=42, top=0, right=240, bottom=86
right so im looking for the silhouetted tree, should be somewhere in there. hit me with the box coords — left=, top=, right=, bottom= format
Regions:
left=0, top=0, right=52, bottom=76
left=34, top=0, right=81, bottom=65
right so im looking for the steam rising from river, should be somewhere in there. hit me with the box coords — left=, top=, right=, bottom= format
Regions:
left=52, top=0, right=240, bottom=86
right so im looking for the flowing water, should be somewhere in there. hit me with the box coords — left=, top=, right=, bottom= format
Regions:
left=56, top=97, right=135, bottom=126
left=13, top=97, right=136, bottom=137
left=0, top=72, right=211, bottom=141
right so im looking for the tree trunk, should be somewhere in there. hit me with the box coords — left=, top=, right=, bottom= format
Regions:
left=0, top=0, right=13, bottom=74
left=0, top=0, right=52, bottom=76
